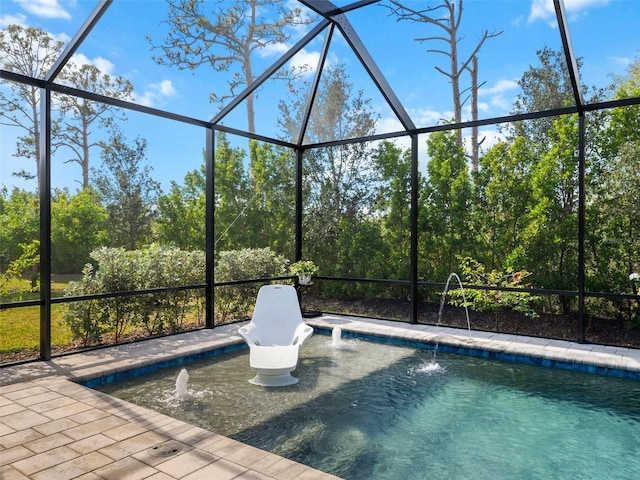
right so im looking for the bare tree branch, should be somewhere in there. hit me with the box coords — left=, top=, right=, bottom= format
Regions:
left=386, top=0, right=503, bottom=169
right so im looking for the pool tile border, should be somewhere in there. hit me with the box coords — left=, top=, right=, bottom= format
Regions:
left=81, top=342, right=247, bottom=388
left=311, top=315, right=640, bottom=380
left=77, top=317, right=640, bottom=389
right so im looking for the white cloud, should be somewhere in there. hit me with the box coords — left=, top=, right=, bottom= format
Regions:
left=257, top=42, right=322, bottom=77
left=479, top=78, right=519, bottom=112
left=480, top=79, right=519, bottom=96
left=463, top=128, right=506, bottom=157
left=376, top=115, right=404, bottom=136
left=290, top=48, right=322, bottom=75
left=528, top=0, right=611, bottom=24
left=14, top=0, right=71, bottom=20
left=70, top=53, right=115, bottom=75
left=411, top=107, right=452, bottom=126
left=528, top=0, right=556, bottom=23
left=564, top=0, right=611, bottom=12
left=0, top=13, right=27, bottom=28
left=258, top=41, right=289, bottom=58
left=609, top=56, right=632, bottom=68
left=477, top=101, right=491, bottom=113
left=136, top=79, right=177, bottom=107
left=51, top=31, right=71, bottom=44
left=156, top=79, right=176, bottom=97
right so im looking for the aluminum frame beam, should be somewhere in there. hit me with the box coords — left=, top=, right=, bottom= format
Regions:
left=45, top=0, right=113, bottom=81
left=300, top=0, right=415, bottom=131
left=554, top=0, right=585, bottom=112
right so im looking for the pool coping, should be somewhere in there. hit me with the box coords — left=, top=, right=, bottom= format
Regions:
left=2, top=315, right=640, bottom=479
left=313, top=315, right=640, bottom=379
left=4, top=315, right=640, bottom=387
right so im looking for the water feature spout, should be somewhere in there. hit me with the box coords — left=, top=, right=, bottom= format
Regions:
left=438, top=273, right=471, bottom=332
left=175, top=368, right=190, bottom=399
left=430, top=273, right=472, bottom=367
left=332, top=327, right=343, bottom=347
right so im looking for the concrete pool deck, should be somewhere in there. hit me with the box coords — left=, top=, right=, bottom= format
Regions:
left=2, top=315, right=640, bottom=479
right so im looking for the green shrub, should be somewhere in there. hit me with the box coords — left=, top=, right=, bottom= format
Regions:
left=63, top=245, right=205, bottom=345
left=62, top=264, right=105, bottom=346
left=64, top=245, right=289, bottom=342
left=214, top=247, right=288, bottom=322
left=448, top=257, right=540, bottom=327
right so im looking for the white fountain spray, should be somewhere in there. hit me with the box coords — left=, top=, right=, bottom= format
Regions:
left=429, top=273, right=471, bottom=367
left=175, top=368, right=190, bottom=399
left=331, top=326, right=343, bottom=347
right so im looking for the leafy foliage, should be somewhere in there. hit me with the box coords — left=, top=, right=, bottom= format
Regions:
left=156, top=159, right=206, bottom=250
left=63, top=245, right=205, bottom=345
left=0, top=241, right=39, bottom=301
left=0, top=187, right=39, bottom=271
left=214, top=247, right=288, bottom=322
left=4, top=36, right=640, bottom=358
left=51, top=188, right=109, bottom=273
left=289, top=260, right=318, bottom=276
left=92, top=128, right=161, bottom=249
left=449, top=257, right=540, bottom=326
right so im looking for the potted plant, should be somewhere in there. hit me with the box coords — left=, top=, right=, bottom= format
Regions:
left=290, top=260, right=318, bottom=286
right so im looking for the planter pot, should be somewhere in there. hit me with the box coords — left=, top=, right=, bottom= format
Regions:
left=297, top=273, right=313, bottom=285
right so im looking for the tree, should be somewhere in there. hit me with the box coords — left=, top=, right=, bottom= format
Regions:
left=92, top=128, right=161, bottom=249
left=523, top=115, right=580, bottom=312
left=243, top=140, right=296, bottom=255
left=57, top=63, right=134, bottom=189
left=51, top=188, right=109, bottom=273
left=149, top=0, right=313, bottom=135
left=387, top=0, right=502, bottom=170
left=587, top=59, right=640, bottom=312
left=0, top=187, right=39, bottom=272
left=212, top=131, right=253, bottom=252
left=373, top=141, right=416, bottom=279
left=279, top=64, right=380, bottom=276
left=0, top=25, right=63, bottom=184
left=596, top=58, right=640, bottom=157
left=157, top=135, right=295, bottom=255
left=508, top=47, right=606, bottom=155
left=421, top=130, right=473, bottom=279
left=156, top=160, right=207, bottom=250
left=472, top=137, right=535, bottom=270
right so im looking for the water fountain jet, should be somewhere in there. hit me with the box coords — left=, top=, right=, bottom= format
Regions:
left=175, top=368, right=190, bottom=399
left=332, top=327, right=343, bottom=347
left=437, top=273, right=471, bottom=332
left=430, top=273, right=471, bottom=366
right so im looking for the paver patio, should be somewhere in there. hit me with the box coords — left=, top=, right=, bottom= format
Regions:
left=2, top=315, right=640, bottom=479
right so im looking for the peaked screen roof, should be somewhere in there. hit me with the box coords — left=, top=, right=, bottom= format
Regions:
left=2, top=0, right=639, bottom=149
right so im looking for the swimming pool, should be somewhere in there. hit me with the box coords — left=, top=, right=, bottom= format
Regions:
left=96, top=334, right=640, bottom=479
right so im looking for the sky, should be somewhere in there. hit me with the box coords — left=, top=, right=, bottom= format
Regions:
left=1, top=0, right=639, bottom=193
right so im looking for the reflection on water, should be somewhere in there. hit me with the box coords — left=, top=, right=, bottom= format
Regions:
left=97, top=335, right=640, bottom=480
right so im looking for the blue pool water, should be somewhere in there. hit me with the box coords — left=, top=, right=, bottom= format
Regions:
left=96, top=335, right=640, bottom=479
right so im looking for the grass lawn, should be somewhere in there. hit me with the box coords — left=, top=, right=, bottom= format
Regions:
left=1, top=275, right=206, bottom=360
left=1, top=277, right=74, bottom=354
left=0, top=305, right=73, bottom=353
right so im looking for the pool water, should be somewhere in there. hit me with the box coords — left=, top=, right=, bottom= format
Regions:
left=97, top=335, right=640, bottom=479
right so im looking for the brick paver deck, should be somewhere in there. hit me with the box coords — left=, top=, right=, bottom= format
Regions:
left=2, top=315, right=640, bottom=479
